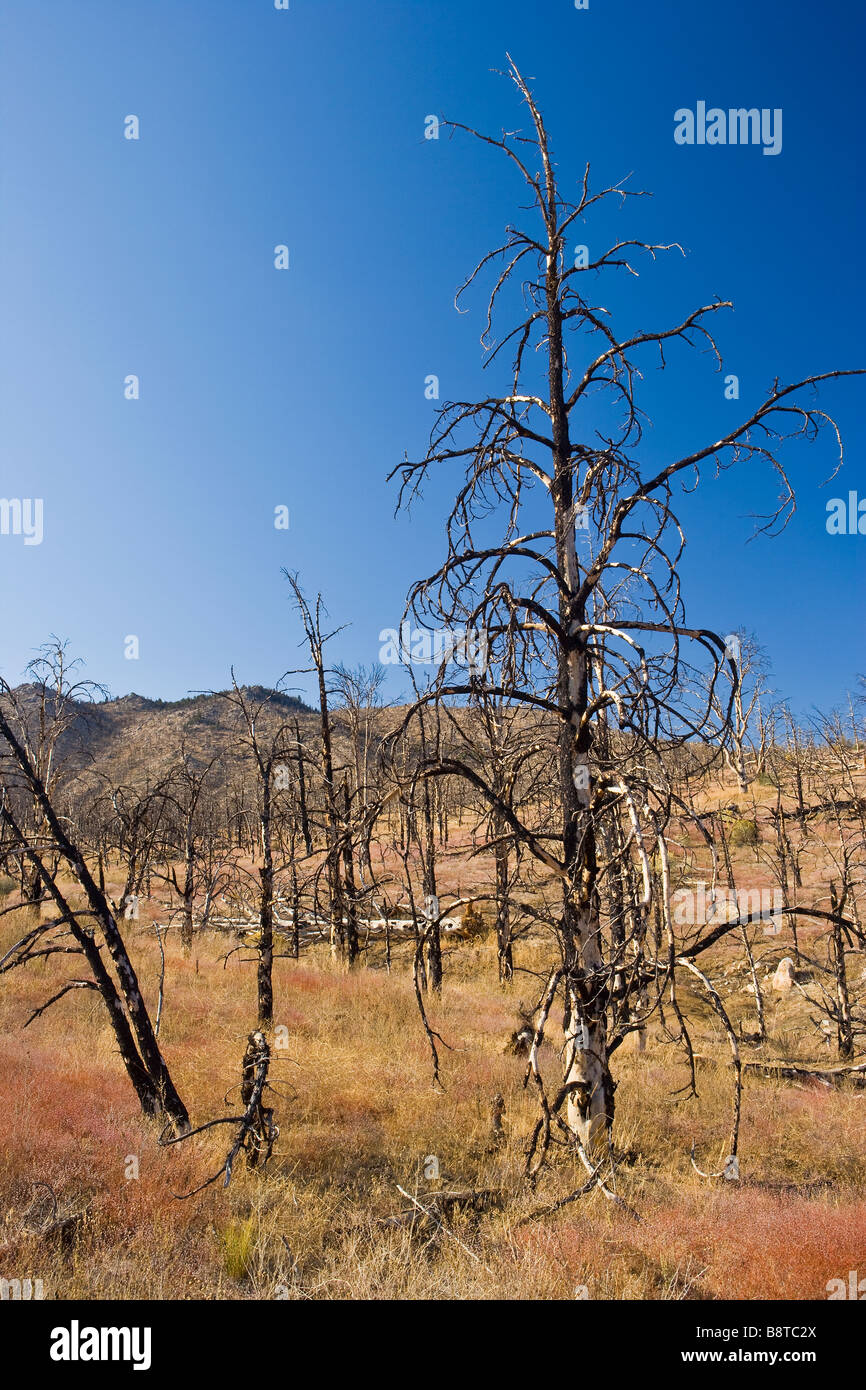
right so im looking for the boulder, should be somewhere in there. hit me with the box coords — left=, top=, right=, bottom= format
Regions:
left=772, top=957, right=796, bottom=993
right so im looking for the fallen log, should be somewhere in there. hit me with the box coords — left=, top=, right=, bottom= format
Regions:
left=694, top=1053, right=866, bottom=1088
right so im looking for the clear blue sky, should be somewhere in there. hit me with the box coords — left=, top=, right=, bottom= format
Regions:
left=1, top=0, right=863, bottom=716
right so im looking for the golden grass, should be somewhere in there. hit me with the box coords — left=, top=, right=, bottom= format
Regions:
left=1, top=765, right=864, bottom=1300
left=1, top=884, right=864, bottom=1301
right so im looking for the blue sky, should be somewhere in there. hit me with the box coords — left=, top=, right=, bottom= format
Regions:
left=0, top=0, right=863, bottom=717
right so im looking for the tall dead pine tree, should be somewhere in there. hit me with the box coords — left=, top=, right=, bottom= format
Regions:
left=391, top=58, right=862, bottom=1153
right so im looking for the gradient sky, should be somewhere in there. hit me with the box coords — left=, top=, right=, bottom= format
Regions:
left=1, top=0, right=863, bottom=716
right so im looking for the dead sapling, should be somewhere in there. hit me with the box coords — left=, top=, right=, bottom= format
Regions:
left=160, top=1031, right=280, bottom=1198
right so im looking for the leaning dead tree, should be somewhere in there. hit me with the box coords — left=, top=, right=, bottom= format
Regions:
left=0, top=683, right=190, bottom=1136
left=389, top=57, right=862, bottom=1164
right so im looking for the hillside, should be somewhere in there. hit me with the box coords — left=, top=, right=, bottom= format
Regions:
left=2, top=684, right=317, bottom=789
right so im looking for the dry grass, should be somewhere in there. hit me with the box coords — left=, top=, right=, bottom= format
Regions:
left=1, top=768, right=863, bottom=1300
left=1, top=865, right=864, bottom=1302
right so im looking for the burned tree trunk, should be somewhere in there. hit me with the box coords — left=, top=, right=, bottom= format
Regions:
left=289, top=841, right=301, bottom=960
left=493, top=815, right=513, bottom=984
left=293, top=718, right=314, bottom=856
left=547, top=178, right=613, bottom=1154
left=0, top=711, right=190, bottom=1136
left=258, top=776, right=275, bottom=1027
left=388, top=58, right=861, bottom=1173
left=161, top=1031, right=277, bottom=1196
left=421, top=782, right=442, bottom=993
left=340, top=783, right=360, bottom=966
left=830, top=885, right=854, bottom=1061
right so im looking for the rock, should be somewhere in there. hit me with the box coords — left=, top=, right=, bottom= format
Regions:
left=772, top=957, right=796, bottom=993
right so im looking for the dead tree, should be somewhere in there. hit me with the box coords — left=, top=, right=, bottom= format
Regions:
left=333, top=663, right=386, bottom=876
left=160, top=1030, right=278, bottom=1196
left=464, top=690, right=548, bottom=983
left=214, top=676, right=301, bottom=1024
left=706, top=630, right=773, bottom=794
left=284, top=573, right=359, bottom=965
left=93, top=775, right=173, bottom=921
left=389, top=58, right=863, bottom=1158
left=829, top=884, right=855, bottom=1059
left=415, top=707, right=443, bottom=991
left=0, top=638, right=106, bottom=903
left=0, top=695, right=190, bottom=1135
left=292, top=717, right=314, bottom=856
left=155, top=749, right=224, bottom=949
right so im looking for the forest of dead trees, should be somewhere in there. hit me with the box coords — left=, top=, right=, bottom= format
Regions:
left=1, top=626, right=864, bottom=1196
left=1, top=62, right=863, bottom=1208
